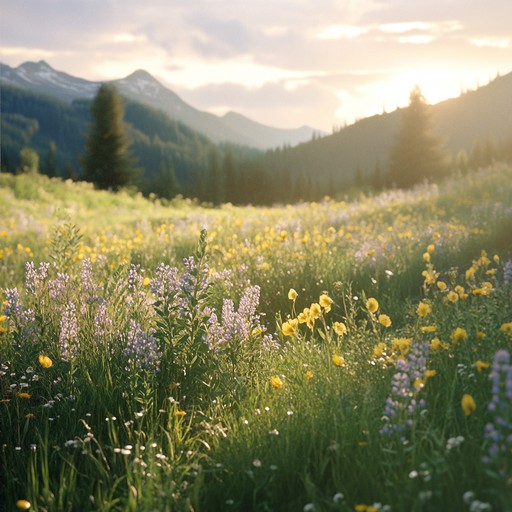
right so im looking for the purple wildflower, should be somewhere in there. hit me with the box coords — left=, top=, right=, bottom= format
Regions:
left=25, top=261, right=50, bottom=295
left=380, top=340, right=430, bottom=441
left=482, top=350, right=512, bottom=476
left=4, top=288, right=22, bottom=317
left=124, top=320, right=161, bottom=372
left=59, top=302, right=79, bottom=361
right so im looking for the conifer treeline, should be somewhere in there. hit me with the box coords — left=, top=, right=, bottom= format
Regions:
left=2, top=83, right=511, bottom=204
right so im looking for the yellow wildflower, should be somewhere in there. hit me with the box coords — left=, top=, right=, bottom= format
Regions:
left=305, top=370, right=314, bottom=380
left=270, top=375, right=284, bottom=389
left=309, top=303, right=322, bottom=319
left=427, top=244, right=435, bottom=254
left=175, top=410, right=186, bottom=417
left=416, top=302, right=431, bottom=317
left=475, top=361, right=490, bottom=372
left=461, top=394, right=476, bottom=416
left=447, top=291, right=459, bottom=303
left=424, top=369, right=436, bottom=379
left=16, top=500, right=31, bottom=510
left=319, top=294, right=333, bottom=312
left=420, top=324, right=438, bottom=333
left=25, top=413, right=35, bottom=419
left=333, top=321, right=347, bottom=336
left=252, top=326, right=263, bottom=336
left=413, top=378, right=425, bottom=390
left=500, top=322, right=512, bottom=336
left=142, top=277, right=151, bottom=287
left=392, top=337, right=412, bottom=356
left=476, top=331, right=486, bottom=340
left=38, top=354, right=53, bottom=369
left=332, top=354, right=345, bottom=367
left=422, top=252, right=430, bottom=263
left=281, top=319, right=298, bottom=337
left=436, top=281, right=447, bottom=291
left=451, top=327, right=468, bottom=343
left=288, top=288, right=298, bottom=301
left=366, top=297, right=379, bottom=313
left=17, top=392, right=31, bottom=400
left=378, top=314, right=391, bottom=328
left=373, top=342, right=388, bottom=358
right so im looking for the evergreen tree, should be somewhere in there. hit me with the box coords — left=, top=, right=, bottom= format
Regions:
left=388, top=86, right=448, bottom=188
left=82, top=84, right=136, bottom=191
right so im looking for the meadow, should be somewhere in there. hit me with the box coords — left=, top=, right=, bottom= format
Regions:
left=1, top=165, right=512, bottom=511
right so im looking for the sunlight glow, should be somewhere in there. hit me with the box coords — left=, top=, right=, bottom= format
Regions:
left=317, top=24, right=368, bottom=40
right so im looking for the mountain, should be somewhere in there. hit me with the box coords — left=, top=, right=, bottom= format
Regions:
left=0, top=61, right=320, bottom=149
left=263, top=71, right=512, bottom=188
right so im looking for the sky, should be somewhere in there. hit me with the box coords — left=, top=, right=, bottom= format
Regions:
left=1, top=0, right=511, bottom=132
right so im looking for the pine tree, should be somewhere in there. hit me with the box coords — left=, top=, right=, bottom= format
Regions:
left=388, top=86, right=448, bottom=188
left=82, top=84, right=136, bottom=191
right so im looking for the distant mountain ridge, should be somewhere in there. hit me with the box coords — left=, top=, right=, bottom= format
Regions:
left=0, top=60, right=320, bottom=149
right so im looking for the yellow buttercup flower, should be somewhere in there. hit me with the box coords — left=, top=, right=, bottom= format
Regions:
left=451, top=327, right=468, bottom=343
left=281, top=319, right=298, bottom=337
left=416, top=302, right=431, bottom=317
left=16, top=500, right=31, bottom=510
left=436, top=281, right=447, bottom=291
left=309, top=303, right=322, bottom=319
left=461, top=394, right=476, bottom=416
left=38, top=354, right=53, bottom=369
left=142, top=277, right=151, bottom=287
left=378, top=314, right=391, bottom=328
left=447, top=291, right=459, bottom=303
left=175, top=410, right=186, bottom=417
left=305, top=370, right=314, bottom=380
left=475, top=361, right=490, bottom=372
left=500, top=322, right=512, bottom=336
left=366, top=298, right=379, bottom=313
left=319, top=294, right=333, bottom=312
left=270, top=375, right=284, bottom=389
left=333, top=321, right=347, bottom=336
left=17, top=392, right=31, bottom=400
left=332, top=354, right=345, bottom=367
left=288, top=288, right=298, bottom=301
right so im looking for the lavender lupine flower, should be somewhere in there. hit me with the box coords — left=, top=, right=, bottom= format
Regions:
left=503, top=260, right=512, bottom=285
left=25, top=261, right=50, bottom=295
left=127, top=264, right=142, bottom=291
left=4, top=288, right=22, bottom=317
left=206, top=285, right=274, bottom=351
left=80, top=258, right=100, bottom=302
left=59, top=302, right=79, bottom=361
left=380, top=340, right=430, bottom=441
left=94, top=299, right=114, bottom=342
left=482, top=350, right=512, bottom=477
left=19, top=309, right=39, bottom=343
left=150, top=263, right=180, bottom=298
left=48, top=272, right=71, bottom=302
left=124, top=320, right=161, bottom=372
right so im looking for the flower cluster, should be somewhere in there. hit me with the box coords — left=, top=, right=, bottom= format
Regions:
left=380, top=339, right=430, bottom=441
left=124, top=319, right=161, bottom=372
left=481, top=349, right=512, bottom=477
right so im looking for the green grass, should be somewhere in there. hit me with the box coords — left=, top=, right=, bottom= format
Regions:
left=1, top=165, right=512, bottom=511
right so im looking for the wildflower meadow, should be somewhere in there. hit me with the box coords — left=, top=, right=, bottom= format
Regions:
left=1, top=165, right=512, bottom=511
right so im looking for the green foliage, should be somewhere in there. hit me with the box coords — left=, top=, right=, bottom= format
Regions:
left=18, top=147, right=39, bottom=174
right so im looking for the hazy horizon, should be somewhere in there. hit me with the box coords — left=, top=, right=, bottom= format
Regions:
left=1, top=0, right=511, bottom=131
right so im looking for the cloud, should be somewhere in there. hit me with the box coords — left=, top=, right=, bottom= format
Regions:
left=1, top=0, right=511, bottom=131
